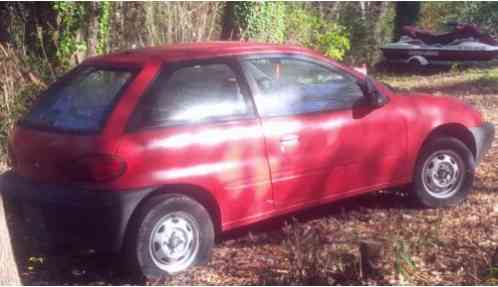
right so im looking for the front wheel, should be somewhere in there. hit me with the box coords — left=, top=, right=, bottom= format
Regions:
left=125, top=194, right=214, bottom=279
left=412, top=137, right=475, bottom=208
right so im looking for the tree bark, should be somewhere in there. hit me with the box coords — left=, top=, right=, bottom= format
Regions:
left=0, top=5, right=10, bottom=44
left=365, top=2, right=390, bottom=64
left=0, top=195, right=21, bottom=285
left=221, top=2, right=239, bottom=40
left=85, top=2, right=100, bottom=57
left=393, top=2, right=421, bottom=41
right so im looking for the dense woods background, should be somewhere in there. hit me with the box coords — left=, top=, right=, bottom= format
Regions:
left=0, top=2, right=498, bottom=285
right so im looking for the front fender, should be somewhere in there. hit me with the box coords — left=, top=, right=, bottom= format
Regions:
left=395, top=93, right=484, bottom=180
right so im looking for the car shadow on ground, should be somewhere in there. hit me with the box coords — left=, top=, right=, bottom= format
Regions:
left=1, top=183, right=420, bottom=285
left=219, top=188, right=416, bottom=245
left=0, top=191, right=138, bottom=285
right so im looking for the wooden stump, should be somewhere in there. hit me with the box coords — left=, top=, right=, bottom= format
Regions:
left=492, top=246, right=498, bottom=267
left=359, top=239, right=384, bottom=280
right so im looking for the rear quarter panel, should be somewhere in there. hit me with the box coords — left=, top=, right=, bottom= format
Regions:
left=113, top=119, right=274, bottom=230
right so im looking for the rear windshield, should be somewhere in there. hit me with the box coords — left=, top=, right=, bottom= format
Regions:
left=23, top=66, right=135, bottom=133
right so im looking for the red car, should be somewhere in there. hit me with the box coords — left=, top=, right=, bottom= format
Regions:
left=2, top=42, right=494, bottom=278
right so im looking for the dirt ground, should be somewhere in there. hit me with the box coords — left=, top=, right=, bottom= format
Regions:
left=1, top=63, right=498, bottom=285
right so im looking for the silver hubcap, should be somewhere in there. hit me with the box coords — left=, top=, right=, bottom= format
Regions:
left=149, top=212, right=199, bottom=273
left=422, top=150, right=463, bottom=199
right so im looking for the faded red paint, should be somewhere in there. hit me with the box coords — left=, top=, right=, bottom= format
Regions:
left=8, top=42, right=484, bottom=232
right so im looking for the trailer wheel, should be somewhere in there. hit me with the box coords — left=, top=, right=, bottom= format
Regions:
left=407, top=56, right=429, bottom=69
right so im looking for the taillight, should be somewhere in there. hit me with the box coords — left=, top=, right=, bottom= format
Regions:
left=64, top=154, right=127, bottom=183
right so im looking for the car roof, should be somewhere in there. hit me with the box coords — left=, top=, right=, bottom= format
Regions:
left=84, top=41, right=318, bottom=65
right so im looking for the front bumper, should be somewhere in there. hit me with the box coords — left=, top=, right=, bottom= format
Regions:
left=0, top=172, right=153, bottom=253
left=470, top=122, right=495, bottom=164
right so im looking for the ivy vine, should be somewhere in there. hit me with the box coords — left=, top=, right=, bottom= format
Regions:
left=97, top=1, right=111, bottom=54
left=233, top=3, right=350, bottom=60
left=234, top=2, right=286, bottom=43
left=54, top=2, right=111, bottom=68
left=53, top=2, right=86, bottom=67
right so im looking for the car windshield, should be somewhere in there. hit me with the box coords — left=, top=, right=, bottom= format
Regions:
left=23, top=66, right=135, bottom=133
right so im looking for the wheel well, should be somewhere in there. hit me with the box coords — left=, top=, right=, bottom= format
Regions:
left=423, top=123, right=477, bottom=158
left=132, top=184, right=222, bottom=235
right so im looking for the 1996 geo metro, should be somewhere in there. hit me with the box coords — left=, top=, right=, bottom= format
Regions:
left=1, top=42, right=494, bottom=278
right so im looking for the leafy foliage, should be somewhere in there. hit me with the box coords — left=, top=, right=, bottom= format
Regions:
left=452, top=2, right=498, bottom=36
left=234, top=2, right=286, bottom=43
left=418, top=2, right=461, bottom=31
left=285, top=5, right=350, bottom=60
left=232, top=3, right=350, bottom=60
left=419, top=2, right=498, bottom=37
left=53, top=2, right=87, bottom=67
left=334, top=2, right=394, bottom=65
left=96, top=2, right=111, bottom=54
left=0, top=45, right=46, bottom=165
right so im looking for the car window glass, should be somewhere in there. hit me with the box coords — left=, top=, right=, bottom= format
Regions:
left=24, top=67, right=134, bottom=132
left=142, top=63, right=249, bottom=126
left=242, top=58, right=364, bottom=117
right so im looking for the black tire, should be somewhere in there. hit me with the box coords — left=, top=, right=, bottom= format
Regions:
left=407, top=59, right=425, bottom=74
left=411, top=137, right=475, bottom=208
left=125, top=193, right=214, bottom=280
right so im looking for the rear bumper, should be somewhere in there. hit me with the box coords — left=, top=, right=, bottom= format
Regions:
left=0, top=171, right=153, bottom=253
left=470, top=122, right=495, bottom=164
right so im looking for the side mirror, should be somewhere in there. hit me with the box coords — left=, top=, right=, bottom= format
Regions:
left=360, top=77, right=389, bottom=108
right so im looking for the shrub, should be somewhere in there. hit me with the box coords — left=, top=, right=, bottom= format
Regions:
left=285, top=5, right=350, bottom=60
left=234, top=2, right=286, bottom=43
left=53, top=2, right=88, bottom=68
left=232, top=3, right=350, bottom=61
left=0, top=44, right=46, bottom=166
left=335, top=2, right=394, bottom=66
left=259, top=219, right=361, bottom=285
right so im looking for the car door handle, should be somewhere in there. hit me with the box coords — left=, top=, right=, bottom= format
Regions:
left=280, top=135, right=300, bottom=144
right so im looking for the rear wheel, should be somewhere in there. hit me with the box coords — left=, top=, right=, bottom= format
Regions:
left=126, top=194, right=214, bottom=279
left=411, top=137, right=475, bottom=208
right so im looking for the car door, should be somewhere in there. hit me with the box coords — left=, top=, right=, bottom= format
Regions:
left=242, top=56, right=363, bottom=207
left=118, top=59, right=275, bottom=225
left=240, top=55, right=372, bottom=208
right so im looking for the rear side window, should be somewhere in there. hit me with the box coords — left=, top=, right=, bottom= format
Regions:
left=134, top=63, right=251, bottom=128
left=24, top=66, right=135, bottom=133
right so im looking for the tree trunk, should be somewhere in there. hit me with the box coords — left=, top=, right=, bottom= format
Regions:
left=85, top=2, right=100, bottom=57
left=0, top=5, right=10, bottom=44
left=221, top=2, right=238, bottom=40
left=393, top=2, right=421, bottom=41
left=365, top=2, right=390, bottom=64
left=0, top=195, right=21, bottom=285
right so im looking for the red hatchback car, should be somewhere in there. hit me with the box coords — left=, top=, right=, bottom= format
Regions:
left=2, top=42, right=494, bottom=278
